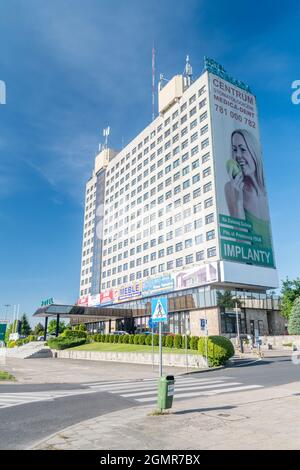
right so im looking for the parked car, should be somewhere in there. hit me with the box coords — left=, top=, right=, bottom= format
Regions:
left=112, top=331, right=129, bottom=335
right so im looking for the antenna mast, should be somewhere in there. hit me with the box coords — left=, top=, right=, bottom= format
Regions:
left=152, top=43, right=155, bottom=121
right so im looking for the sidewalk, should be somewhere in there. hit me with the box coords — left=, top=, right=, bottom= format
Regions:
left=31, top=380, right=300, bottom=450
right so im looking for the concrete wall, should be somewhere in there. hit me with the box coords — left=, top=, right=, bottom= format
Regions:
left=190, top=308, right=220, bottom=337
left=261, top=335, right=300, bottom=349
left=54, top=349, right=208, bottom=369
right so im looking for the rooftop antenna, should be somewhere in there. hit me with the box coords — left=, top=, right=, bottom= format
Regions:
left=184, top=55, right=193, bottom=89
left=103, top=126, right=110, bottom=149
left=158, top=73, right=168, bottom=91
left=152, top=43, right=156, bottom=121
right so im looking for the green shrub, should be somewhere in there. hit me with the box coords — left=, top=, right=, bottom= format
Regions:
left=118, top=335, right=124, bottom=343
left=7, top=340, right=17, bottom=348
left=113, top=334, right=119, bottom=343
left=133, top=334, right=140, bottom=345
left=123, top=334, right=130, bottom=344
left=198, top=335, right=235, bottom=366
left=129, top=334, right=135, bottom=344
left=138, top=334, right=146, bottom=345
left=145, top=334, right=152, bottom=346
left=174, top=334, right=182, bottom=349
left=105, top=334, right=110, bottom=343
left=153, top=334, right=159, bottom=346
left=47, top=337, right=86, bottom=350
left=190, top=336, right=199, bottom=350
left=161, top=335, right=166, bottom=347
left=61, top=330, right=87, bottom=340
left=74, top=324, right=87, bottom=332
left=182, top=335, right=191, bottom=349
left=109, top=335, right=115, bottom=343
left=166, top=335, right=174, bottom=348
left=27, top=335, right=37, bottom=342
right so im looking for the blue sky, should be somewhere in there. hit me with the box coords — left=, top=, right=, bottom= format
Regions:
left=0, top=0, right=300, bottom=325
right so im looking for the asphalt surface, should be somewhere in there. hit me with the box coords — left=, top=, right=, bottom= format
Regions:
left=0, top=355, right=299, bottom=449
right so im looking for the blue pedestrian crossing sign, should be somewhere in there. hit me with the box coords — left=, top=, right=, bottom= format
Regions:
left=151, top=297, right=168, bottom=323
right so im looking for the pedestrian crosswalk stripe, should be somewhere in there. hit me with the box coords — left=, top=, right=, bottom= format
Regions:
left=110, top=379, right=226, bottom=395
left=0, top=389, right=96, bottom=409
left=103, top=378, right=225, bottom=392
left=86, top=376, right=233, bottom=391
left=135, top=384, right=263, bottom=402
left=121, top=382, right=242, bottom=398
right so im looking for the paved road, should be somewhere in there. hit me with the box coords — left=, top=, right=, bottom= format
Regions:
left=0, top=355, right=299, bottom=449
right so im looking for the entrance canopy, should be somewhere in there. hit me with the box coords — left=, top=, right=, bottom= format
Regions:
left=33, top=304, right=135, bottom=321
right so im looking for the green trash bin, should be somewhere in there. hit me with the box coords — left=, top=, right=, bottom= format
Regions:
left=157, top=375, right=175, bottom=411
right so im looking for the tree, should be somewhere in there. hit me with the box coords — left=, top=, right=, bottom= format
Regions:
left=48, top=319, right=66, bottom=335
left=20, top=314, right=31, bottom=336
left=280, top=278, right=300, bottom=320
left=217, top=291, right=243, bottom=309
left=288, top=297, right=300, bottom=334
left=33, top=322, right=44, bottom=336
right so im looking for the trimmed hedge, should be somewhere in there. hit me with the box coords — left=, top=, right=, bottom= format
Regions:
left=47, top=337, right=86, bottom=350
left=166, top=335, right=174, bottom=348
left=190, top=336, right=199, bottom=350
left=129, top=334, right=135, bottom=344
left=61, top=330, right=87, bottom=340
left=198, top=335, right=235, bottom=366
left=174, top=334, right=182, bottom=349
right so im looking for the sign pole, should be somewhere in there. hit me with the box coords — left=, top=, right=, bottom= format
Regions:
left=159, top=322, right=162, bottom=378
left=152, top=325, right=154, bottom=371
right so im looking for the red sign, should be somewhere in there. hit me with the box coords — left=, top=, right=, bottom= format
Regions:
left=77, top=296, right=89, bottom=306
left=100, top=289, right=114, bottom=305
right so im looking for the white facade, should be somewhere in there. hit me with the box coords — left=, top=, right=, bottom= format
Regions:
left=79, top=66, right=277, bottom=303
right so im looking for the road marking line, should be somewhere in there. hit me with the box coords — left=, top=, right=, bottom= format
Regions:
left=120, top=381, right=230, bottom=397
left=111, top=379, right=227, bottom=395
left=88, top=377, right=232, bottom=391
left=135, top=384, right=263, bottom=402
left=125, top=382, right=243, bottom=400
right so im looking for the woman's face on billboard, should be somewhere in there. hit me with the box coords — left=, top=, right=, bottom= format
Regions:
left=232, top=132, right=255, bottom=176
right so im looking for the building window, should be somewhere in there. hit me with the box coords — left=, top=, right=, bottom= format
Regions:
left=207, top=247, right=216, bottom=258
left=195, top=234, right=203, bottom=244
left=205, top=213, right=214, bottom=224
left=206, top=230, right=215, bottom=241
left=167, top=261, right=174, bottom=270
left=186, top=254, right=193, bottom=264
left=196, top=250, right=205, bottom=261
left=204, top=197, right=213, bottom=208
left=203, top=182, right=212, bottom=193
left=200, top=111, right=207, bottom=122
left=203, top=167, right=211, bottom=178
left=176, top=257, right=183, bottom=267
left=201, top=138, right=209, bottom=149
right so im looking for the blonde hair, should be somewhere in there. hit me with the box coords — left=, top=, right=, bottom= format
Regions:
left=231, top=129, right=266, bottom=193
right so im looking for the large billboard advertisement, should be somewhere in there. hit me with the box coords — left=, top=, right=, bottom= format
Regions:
left=77, top=262, right=218, bottom=307
left=208, top=73, right=275, bottom=269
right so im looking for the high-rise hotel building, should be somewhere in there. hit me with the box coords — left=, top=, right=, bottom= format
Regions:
left=78, top=58, right=284, bottom=337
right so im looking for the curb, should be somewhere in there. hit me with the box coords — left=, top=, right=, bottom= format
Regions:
left=28, top=404, right=150, bottom=450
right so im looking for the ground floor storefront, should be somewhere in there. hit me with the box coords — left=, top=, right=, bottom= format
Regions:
left=33, top=287, right=285, bottom=340
left=81, top=287, right=285, bottom=338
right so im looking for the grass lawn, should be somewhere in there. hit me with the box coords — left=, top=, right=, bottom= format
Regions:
left=0, top=370, right=16, bottom=382
left=71, top=342, right=199, bottom=355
